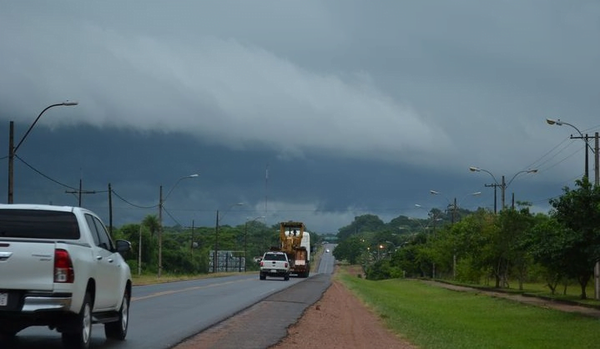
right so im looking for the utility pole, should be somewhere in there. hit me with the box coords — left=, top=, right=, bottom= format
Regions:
left=65, top=179, right=96, bottom=206
left=451, top=197, right=457, bottom=224
left=570, top=134, right=590, bottom=178
left=190, top=220, right=195, bottom=256
left=214, top=210, right=219, bottom=273
left=158, top=185, right=163, bottom=278
left=485, top=183, right=499, bottom=213
left=500, top=175, right=506, bottom=209
left=108, top=183, right=113, bottom=236
left=594, top=132, right=600, bottom=300
left=138, top=225, right=142, bottom=276
left=244, top=220, right=248, bottom=272
left=595, top=132, right=599, bottom=186
left=7, top=121, right=14, bottom=204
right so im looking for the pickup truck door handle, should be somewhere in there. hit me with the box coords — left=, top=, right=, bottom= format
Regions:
left=96, top=255, right=115, bottom=263
left=0, top=251, right=12, bottom=261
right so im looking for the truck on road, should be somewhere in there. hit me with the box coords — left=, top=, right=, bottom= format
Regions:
left=259, top=251, right=290, bottom=280
left=275, top=221, right=311, bottom=278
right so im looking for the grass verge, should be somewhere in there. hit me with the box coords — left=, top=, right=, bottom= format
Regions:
left=132, top=272, right=251, bottom=286
left=337, top=267, right=599, bottom=349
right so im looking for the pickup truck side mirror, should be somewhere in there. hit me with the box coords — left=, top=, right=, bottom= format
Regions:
left=115, top=240, right=132, bottom=253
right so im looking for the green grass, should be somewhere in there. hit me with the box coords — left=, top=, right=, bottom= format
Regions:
left=132, top=271, right=250, bottom=286
left=338, top=271, right=600, bottom=349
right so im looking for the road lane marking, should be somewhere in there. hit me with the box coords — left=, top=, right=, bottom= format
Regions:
left=132, top=278, right=254, bottom=301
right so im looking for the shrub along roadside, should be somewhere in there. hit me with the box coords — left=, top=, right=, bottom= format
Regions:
left=338, top=269, right=598, bottom=349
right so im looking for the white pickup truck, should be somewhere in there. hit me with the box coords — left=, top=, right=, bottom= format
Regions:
left=259, top=251, right=290, bottom=281
left=0, top=204, right=132, bottom=349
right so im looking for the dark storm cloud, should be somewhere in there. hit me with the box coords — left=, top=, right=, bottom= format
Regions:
left=0, top=1, right=598, bottom=231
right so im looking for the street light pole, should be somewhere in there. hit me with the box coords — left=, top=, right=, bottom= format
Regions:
left=213, top=203, right=244, bottom=273
left=469, top=167, right=537, bottom=210
left=158, top=185, right=163, bottom=277
left=430, top=190, right=481, bottom=223
left=244, top=215, right=265, bottom=272
left=158, top=173, right=199, bottom=278
left=214, top=209, right=219, bottom=273
left=8, top=101, right=78, bottom=203
left=546, top=118, right=594, bottom=179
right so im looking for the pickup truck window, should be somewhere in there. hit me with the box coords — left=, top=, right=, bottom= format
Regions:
left=0, top=209, right=80, bottom=239
left=263, top=254, right=287, bottom=261
left=85, top=214, right=115, bottom=251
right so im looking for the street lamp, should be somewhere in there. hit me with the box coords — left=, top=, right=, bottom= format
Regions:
left=213, top=202, right=244, bottom=273
left=415, top=203, right=443, bottom=233
left=430, top=190, right=481, bottom=223
left=243, top=215, right=265, bottom=272
left=546, top=118, right=597, bottom=182
left=469, top=167, right=537, bottom=211
left=8, top=101, right=78, bottom=203
left=158, top=173, right=199, bottom=277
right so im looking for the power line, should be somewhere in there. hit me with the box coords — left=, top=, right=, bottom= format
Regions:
left=16, top=155, right=78, bottom=190
left=111, top=189, right=158, bottom=209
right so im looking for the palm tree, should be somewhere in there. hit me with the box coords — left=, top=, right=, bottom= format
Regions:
left=142, top=215, right=160, bottom=237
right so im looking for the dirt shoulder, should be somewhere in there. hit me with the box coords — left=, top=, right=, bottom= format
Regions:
left=269, top=279, right=415, bottom=349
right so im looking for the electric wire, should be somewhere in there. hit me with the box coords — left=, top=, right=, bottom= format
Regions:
left=111, top=189, right=158, bottom=209
left=14, top=154, right=157, bottom=210
left=16, top=155, right=79, bottom=190
left=163, top=207, right=183, bottom=227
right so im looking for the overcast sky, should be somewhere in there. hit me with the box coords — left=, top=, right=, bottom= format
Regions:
left=1, top=1, right=599, bottom=233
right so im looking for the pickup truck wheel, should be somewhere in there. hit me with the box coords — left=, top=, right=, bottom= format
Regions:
left=62, top=293, right=92, bottom=349
left=284, top=274, right=290, bottom=281
left=104, top=289, right=130, bottom=340
left=259, top=273, right=266, bottom=280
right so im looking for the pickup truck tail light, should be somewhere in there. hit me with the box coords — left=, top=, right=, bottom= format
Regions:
left=259, top=261, right=264, bottom=267
left=54, top=249, right=75, bottom=283
left=285, top=262, right=288, bottom=268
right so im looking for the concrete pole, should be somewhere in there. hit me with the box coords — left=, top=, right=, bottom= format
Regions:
left=213, top=210, right=219, bottom=273
left=595, top=132, right=599, bottom=186
left=595, top=133, right=599, bottom=300
left=7, top=121, right=14, bottom=204
left=158, top=185, right=163, bottom=278
left=501, top=175, right=506, bottom=210
left=585, top=134, right=590, bottom=179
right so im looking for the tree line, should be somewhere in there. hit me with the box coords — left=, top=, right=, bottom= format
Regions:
left=333, top=178, right=600, bottom=299
left=110, top=218, right=323, bottom=276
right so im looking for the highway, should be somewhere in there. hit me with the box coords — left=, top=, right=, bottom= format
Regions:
left=5, top=244, right=336, bottom=349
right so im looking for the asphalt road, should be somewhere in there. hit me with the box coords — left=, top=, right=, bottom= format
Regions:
left=4, top=245, right=336, bottom=349
left=179, top=243, right=336, bottom=349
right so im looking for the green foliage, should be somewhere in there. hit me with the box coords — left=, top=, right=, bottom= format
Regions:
left=116, top=223, right=157, bottom=273
left=142, top=215, right=160, bottom=237
left=549, top=178, right=600, bottom=299
left=332, top=235, right=365, bottom=264
left=337, top=214, right=385, bottom=240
